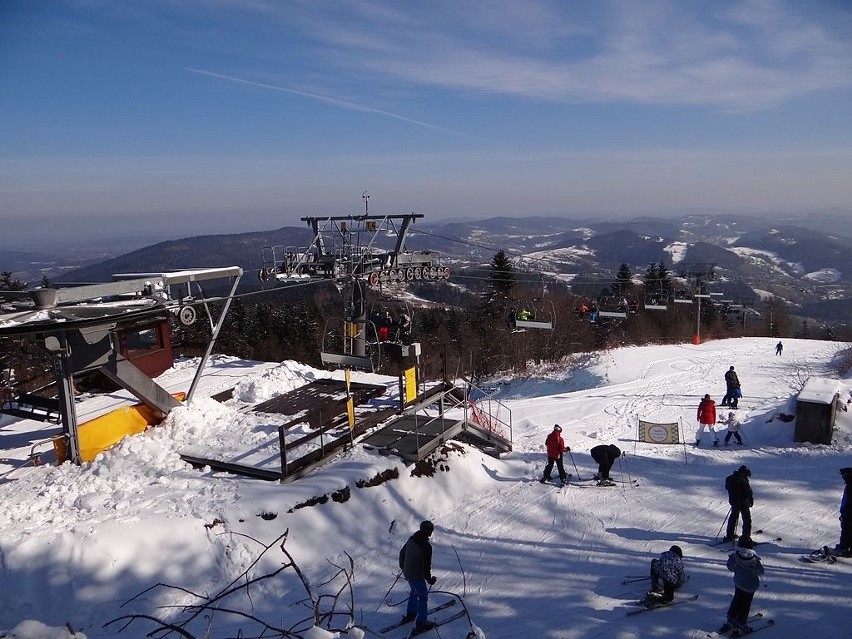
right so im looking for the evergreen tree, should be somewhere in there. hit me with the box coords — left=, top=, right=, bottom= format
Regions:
left=487, top=250, right=516, bottom=303
left=0, top=271, right=25, bottom=291
left=614, top=263, right=633, bottom=295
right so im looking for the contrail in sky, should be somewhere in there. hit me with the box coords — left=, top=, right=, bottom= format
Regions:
left=185, top=67, right=475, bottom=138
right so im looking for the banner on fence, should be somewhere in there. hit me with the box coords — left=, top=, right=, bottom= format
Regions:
left=638, top=420, right=681, bottom=445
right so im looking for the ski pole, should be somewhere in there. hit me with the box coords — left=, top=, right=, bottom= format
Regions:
left=715, top=507, right=732, bottom=541
left=619, top=454, right=633, bottom=485
left=568, top=450, right=581, bottom=481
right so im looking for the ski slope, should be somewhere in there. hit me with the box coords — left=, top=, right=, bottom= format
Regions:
left=1, top=337, right=850, bottom=638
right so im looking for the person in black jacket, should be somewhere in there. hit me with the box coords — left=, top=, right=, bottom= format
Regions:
left=590, top=444, right=621, bottom=486
left=725, top=466, right=754, bottom=542
left=835, top=467, right=852, bottom=557
left=722, top=366, right=741, bottom=408
left=398, top=520, right=437, bottom=632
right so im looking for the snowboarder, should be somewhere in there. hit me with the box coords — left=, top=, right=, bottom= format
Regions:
left=590, top=444, right=621, bottom=486
left=835, top=467, right=852, bottom=557
left=775, top=341, right=783, bottom=356
left=398, top=520, right=438, bottom=633
left=721, top=411, right=744, bottom=447
left=725, top=465, right=754, bottom=542
left=722, top=366, right=741, bottom=408
left=696, top=394, right=718, bottom=447
left=540, top=424, right=570, bottom=485
left=721, top=537, right=764, bottom=636
left=649, top=545, right=686, bottom=603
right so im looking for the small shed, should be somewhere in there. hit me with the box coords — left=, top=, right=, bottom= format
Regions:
left=795, top=377, right=842, bottom=445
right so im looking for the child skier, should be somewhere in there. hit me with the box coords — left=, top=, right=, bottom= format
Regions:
left=721, top=537, right=764, bottom=636
left=649, top=545, right=686, bottom=603
left=722, top=411, right=744, bottom=446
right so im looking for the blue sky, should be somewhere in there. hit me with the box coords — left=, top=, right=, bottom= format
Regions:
left=2, top=0, right=852, bottom=244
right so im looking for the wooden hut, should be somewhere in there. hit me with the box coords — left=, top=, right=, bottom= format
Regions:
left=795, top=377, right=842, bottom=445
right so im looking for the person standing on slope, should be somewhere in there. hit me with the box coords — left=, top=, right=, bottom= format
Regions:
left=649, top=545, right=687, bottom=603
left=721, top=537, right=764, bottom=636
left=835, top=467, right=852, bottom=557
left=398, top=520, right=438, bottom=633
left=725, top=465, right=754, bottom=542
left=696, top=394, right=719, bottom=447
left=540, top=424, right=570, bottom=485
left=722, top=366, right=741, bottom=408
left=775, top=341, right=783, bottom=356
left=590, top=444, right=621, bottom=486
left=721, top=411, right=744, bottom=447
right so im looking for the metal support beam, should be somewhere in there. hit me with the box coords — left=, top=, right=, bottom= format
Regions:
left=186, top=270, right=243, bottom=403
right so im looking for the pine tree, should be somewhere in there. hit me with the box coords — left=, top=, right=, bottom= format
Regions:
left=487, top=250, right=516, bottom=304
left=614, top=263, right=633, bottom=295
left=0, top=271, right=26, bottom=291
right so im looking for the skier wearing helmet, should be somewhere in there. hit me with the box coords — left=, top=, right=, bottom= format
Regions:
left=649, top=545, right=686, bottom=603
left=725, top=466, right=754, bottom=542
left=540, top=424, right=570, bottom=486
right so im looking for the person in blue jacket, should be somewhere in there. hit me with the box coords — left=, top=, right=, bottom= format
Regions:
left=398, top=520, right=438, bottom=632
left=836, top=467, right=852, bottom=557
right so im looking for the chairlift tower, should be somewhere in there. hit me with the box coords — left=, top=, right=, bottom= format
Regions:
left=678, top=263, right=718, bottom=344
left=260, top=210, right=449, bottom=371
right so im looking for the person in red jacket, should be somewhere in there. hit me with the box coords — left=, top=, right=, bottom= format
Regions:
left=540, top=424, right=570, bottom=485
left=696, top=393, right=718, bottom=447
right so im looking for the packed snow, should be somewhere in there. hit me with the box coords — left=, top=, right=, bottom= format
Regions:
left=1, top=337, right=851, bottom=638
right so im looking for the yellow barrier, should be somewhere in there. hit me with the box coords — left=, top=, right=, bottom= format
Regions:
left=53, top=393, right=186, bottom=463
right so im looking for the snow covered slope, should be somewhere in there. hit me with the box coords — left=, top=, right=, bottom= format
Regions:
left=1, top=337, right=850, bottom=638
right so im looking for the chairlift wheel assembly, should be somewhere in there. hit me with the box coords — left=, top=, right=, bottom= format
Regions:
left=178, top=305, right=197, bottom=326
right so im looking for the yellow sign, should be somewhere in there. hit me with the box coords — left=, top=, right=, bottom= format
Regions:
left=347, top=397, right=355, bottom=430
left=404, top=367, right=417, bottom=403
left=345, top=368, right=351, bottom=394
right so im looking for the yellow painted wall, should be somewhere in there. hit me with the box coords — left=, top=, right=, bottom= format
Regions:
left=54, top=393, right=185, bottom=463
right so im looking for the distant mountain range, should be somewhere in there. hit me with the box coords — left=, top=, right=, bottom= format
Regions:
left=5, top=213, right=851, bottom=324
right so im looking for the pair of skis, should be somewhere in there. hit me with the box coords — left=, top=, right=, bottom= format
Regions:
left=625, top=593, right=698, bottom=615
left=707, top=613, right=775, bottom=637
left=708, top=530, right=780, bottom=547
left=537, top=473, right=572, bottom=488
left=379, top=600, right=455, bottom=633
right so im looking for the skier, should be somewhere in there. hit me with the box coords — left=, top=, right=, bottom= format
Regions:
left=540, top=424, right=570, bottom=485
left=725, top=465, right=754, bottom=542
left=775, top=341, right=783, bottom=356
left=590, top=444, right=621, bottom=486
left=696, top=394, right=718, bottom=447
left=721, top=411, right=744, bottom=447
left=722, top=366, right=741, bottom=408
left=398, top=520, right=438, bottom=633
left=649, top=545, right=686, bottom=603
left=721, top=537, right=764, bottom=636
left=835, top=467, right=852, bottom=557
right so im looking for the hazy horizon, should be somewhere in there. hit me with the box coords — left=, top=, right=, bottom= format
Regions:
left=3, top=1, right=852, bottom=246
